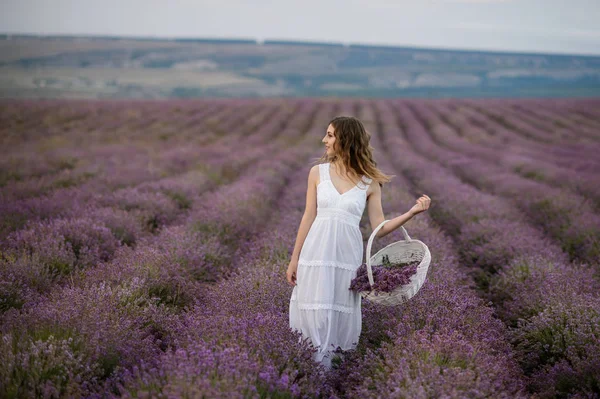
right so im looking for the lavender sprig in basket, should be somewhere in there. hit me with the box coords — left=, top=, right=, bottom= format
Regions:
left=350, top=220, right=432, bottom=306
left=350, top=254, right=421, bottom=294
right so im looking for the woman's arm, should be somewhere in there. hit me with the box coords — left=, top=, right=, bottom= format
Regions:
left=367, top=183, right=431, bottom=239
left=290, top=165, right=319, bottom=262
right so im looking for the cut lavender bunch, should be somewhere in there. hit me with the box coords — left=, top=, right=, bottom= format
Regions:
left=349, top=254, right=422, bottom=294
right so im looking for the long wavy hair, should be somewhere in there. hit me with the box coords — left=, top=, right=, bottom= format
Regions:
left=314, top=116, right=394, bottom=187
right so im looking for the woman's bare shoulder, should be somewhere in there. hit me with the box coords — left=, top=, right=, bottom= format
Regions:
left=308, top=164, right=320, bottom=185
left=367, top=179, right=381, bottom=198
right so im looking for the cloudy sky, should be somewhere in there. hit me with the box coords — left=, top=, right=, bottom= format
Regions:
left=1, top=0, right=599, bottom=55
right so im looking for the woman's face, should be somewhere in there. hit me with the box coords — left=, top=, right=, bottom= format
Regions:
left=322, top=124, right=336, bottom=156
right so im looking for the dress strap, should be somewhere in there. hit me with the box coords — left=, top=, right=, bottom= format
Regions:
left=360, top=175, right=373, bottom=190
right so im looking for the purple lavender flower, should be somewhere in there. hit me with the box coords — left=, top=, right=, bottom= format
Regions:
left=349, top=259, right=421, bottom=294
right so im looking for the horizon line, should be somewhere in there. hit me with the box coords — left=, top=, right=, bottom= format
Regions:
left=3, top=32, right=600, bottom=58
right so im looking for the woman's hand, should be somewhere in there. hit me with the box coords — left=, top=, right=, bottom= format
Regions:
left=286, top=260, right=298, bottom=286
left=409, top=194, right=431, bottom=216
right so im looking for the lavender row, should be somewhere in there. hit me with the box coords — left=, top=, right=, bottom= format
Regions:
left=0, top=99, right=222, bottom=174
left=459, top=98, right=598, bottom=145
left=508, top=101, right=600, bottom=142
left=115, top=150, right=331, bottom=398
left=1, top=99, right=299, bottom=202
left=454, top=100, right=600, bottom=175
left=0, top=101, right=325, bottom=314
left=0, top=99, right=253, bottom=147
left=0, top=100, right=318, bottom=241
left=86, top=140, right=323, bottom=396
left=402, top=101, right=600, bottom=264
left=461, top=100, right=600, bottom=173
left=141, top=99, right=335, bottom=291
left=473, top=100, right=600, bottom=167
left=433, top=99, right=600, bottom=173
left=429, top=101, right=600, bottom=211
left=536, top=98, right=600, bottom=131
left=0, top=100, right=291, bottom=201
left=0, top=99, right=315, bottom=292
left=0, top=144, right=320, bottom=398
left=75, top=101, right=347, bottom=397
left=485, top=99, right=598, bottom=143
left=454, top=100, right=600, bottom=174
left=436, top=99, right=600, bottom=164
left=0, top=99, right=334, bottom=397
left=374, top=100, right=600, bottom=397
left=110, top=101, right=342, bottom=397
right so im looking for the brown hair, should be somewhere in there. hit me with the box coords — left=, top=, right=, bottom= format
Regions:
left=314, top=116, right=394, bottom=187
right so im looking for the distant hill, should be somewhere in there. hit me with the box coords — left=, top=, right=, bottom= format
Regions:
left=1, top=34, right=599, bottom=99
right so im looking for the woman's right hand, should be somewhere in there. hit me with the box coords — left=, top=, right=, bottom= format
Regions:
left=286, top=260, right=298, bottom=286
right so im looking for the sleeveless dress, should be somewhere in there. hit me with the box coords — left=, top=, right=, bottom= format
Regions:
left=289, top=162, right=373, bottom=369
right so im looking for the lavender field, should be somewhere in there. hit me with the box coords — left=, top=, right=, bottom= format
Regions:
left=1, top=97, right=599, bottom=398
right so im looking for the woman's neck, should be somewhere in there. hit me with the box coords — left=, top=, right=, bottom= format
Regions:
left=331, top=160, right=358, bottom=180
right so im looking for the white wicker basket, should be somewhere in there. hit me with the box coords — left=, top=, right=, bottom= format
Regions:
left=359, top=220, right=432, bottom=306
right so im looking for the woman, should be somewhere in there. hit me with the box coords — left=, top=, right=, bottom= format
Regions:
left=286, top=116, right=431, bottom=369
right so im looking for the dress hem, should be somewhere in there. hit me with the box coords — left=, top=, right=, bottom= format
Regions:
left=298, top=258, right=359, bottom=271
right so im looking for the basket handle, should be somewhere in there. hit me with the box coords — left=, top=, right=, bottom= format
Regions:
left=365, top=220, right=412, bottom=287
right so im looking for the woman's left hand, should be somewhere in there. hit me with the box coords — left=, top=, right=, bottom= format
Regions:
left=409, top=194, right=431, bottom=216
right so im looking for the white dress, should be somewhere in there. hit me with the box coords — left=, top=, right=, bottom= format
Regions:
left=289, top=162, right=373, bottom=369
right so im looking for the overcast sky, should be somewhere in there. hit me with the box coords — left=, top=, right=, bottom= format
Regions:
left=1, top=0, right=599, bottom=56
